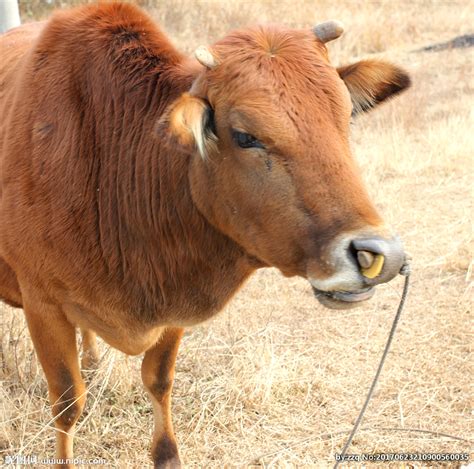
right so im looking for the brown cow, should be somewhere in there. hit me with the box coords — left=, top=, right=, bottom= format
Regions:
left=0, top=3, right=410, bottom=467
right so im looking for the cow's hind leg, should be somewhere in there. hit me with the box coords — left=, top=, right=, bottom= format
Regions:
left=80, top=329, right=100, bottom=371
left=141, top=327, right=184, bottom=469
left=23, top=296, right=85, bottom=467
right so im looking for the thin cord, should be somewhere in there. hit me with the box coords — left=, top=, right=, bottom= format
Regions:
left=334, top=269, right=411, bottom=468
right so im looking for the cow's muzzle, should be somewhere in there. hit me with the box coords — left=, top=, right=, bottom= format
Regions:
left=309, top=233, right=406, bottom=310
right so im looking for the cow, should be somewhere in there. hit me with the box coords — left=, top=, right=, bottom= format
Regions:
left=0, top=3, right=410, bottom=467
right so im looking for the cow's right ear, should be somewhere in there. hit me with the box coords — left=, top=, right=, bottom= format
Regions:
left=164, top=93, right=217, bottom=158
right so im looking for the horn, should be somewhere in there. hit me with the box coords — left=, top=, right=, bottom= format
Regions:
left=194, top=46, right=217, bottom=69
left=313, top=20, right=344, bottom=43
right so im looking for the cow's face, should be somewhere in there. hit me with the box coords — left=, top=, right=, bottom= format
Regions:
left=166, top=22, right=410, bottom=309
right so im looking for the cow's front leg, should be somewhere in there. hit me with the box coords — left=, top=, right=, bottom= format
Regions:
left=23, top=296, right=86, bottom=468
left=141, top=327, right=184, bottom=469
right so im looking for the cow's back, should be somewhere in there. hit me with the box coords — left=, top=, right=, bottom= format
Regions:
left=0, top=23, right=44, bottom=129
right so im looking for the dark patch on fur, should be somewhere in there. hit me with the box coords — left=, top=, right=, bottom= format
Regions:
left=149, top=350, right=172, bottom=400
left=152, top=435, right=180, bottom=468
left=109, top=25, right=163, bottom=79
left=33, top=122, right=54, bottom=139
left=52, top=367, right=82, bottom=429
left=351, top=70, right=411, bottom=116
left=374, top=71, right=411, bottom=105
left=111, top=26, right=140, bottom=45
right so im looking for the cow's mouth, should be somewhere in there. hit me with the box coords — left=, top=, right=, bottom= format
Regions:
left=312, top=286, right=375, bottom=310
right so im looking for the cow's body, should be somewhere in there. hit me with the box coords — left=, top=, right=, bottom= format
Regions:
left=0, top=3, right=410, bottom=467
left=0, top=14, right=253, bottom=354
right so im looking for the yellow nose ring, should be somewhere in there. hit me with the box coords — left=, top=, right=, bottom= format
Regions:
left=357, top=251, right=385, bottom=279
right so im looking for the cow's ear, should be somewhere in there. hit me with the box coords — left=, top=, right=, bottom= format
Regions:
left=164, top=93, right=217, bottom=158
left=337, top=60, right=411, bottom=115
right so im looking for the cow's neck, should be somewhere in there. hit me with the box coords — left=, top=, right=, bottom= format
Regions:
left=91, top=64, right=255, bottom=320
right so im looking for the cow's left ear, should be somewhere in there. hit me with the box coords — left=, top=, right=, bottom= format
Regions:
left=163, top=92, right=217, bottom=158
left=337, top=60, right=411, bottom=115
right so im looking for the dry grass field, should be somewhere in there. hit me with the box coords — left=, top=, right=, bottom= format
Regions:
left=1, top=0, right=473, bottom=467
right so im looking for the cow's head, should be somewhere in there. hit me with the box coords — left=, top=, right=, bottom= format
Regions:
left=166, top=21, right=410, bottom=309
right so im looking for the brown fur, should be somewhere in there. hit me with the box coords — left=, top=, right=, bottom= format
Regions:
left=0, top=3, right=410, bottom=465
left=338, top=59, right=412, bottom=114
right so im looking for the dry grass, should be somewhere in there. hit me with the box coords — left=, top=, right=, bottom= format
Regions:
left=18, top=0, right=473, bottom=60
left=1, top=0, right=473, bottom=467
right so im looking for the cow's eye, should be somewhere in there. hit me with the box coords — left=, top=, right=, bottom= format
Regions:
left=232, top=130, right=264, bottom=149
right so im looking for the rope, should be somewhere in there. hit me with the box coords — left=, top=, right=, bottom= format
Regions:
left=334, top=264, right=411, bottom=468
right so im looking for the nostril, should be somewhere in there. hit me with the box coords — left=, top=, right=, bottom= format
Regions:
left=351, top=238, right=387, bottom=256
left=351, top=238, right=388, bottom=279
left=350, top=236, right=405, bottom=284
